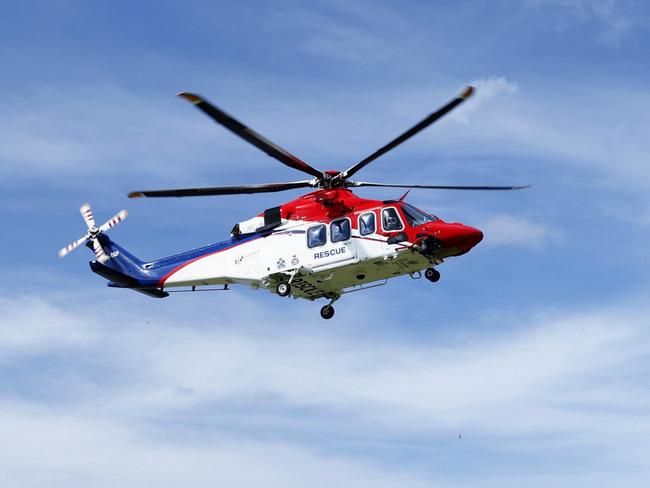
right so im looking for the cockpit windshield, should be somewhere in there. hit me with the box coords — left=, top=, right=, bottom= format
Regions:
left=400, top=203, right=439, bottom=227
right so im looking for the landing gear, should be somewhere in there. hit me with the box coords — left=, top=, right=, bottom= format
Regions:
left=320, top=305, right=335, bottom=320
left=320, top=296, right=339, bottom=320
left=276, top=282, right=291, bottom=297
left=425, top=267, right=440, bottom=283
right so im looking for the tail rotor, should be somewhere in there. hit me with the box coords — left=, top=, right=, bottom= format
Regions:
left=58, top=203, right=128, bottom=263
left=79, top=203, right=96, bottom=229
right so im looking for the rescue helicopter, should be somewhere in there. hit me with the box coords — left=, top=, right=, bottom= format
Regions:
left=59, top=85, right=527, bottom=319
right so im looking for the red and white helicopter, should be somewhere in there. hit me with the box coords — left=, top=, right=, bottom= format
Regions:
left=59, top=85, right=527, bottom=319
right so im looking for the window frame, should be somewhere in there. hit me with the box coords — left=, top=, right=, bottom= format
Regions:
left=330, top=218, right=352, bottom=243
left=358, top=211, right=376, bottom=236
left=380, top=206, right=404, bottom=232
left=306, top=224, right=327, bottom=248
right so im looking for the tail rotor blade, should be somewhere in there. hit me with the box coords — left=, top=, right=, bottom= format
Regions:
left=61, top=203, right=126, bottom=262
left=99, top=210, right=128, bottom=232
left=92, top=239, right=108, bottom=263
left=58, top=236, right=87, bottom=258
left=80, top=203, right=96, bottom=229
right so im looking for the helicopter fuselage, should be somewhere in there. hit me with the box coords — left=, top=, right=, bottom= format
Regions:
left=155, top=189, right=483, bottom=300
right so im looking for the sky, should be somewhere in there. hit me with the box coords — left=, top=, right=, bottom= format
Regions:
left=1, top=0, right=650, bottom=486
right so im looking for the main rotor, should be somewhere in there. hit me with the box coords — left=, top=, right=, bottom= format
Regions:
left=129, top=85, right=527, bottom=199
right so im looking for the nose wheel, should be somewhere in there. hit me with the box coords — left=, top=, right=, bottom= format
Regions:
left=425, top=267, right=440, bottom=282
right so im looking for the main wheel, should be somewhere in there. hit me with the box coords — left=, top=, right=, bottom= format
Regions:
left=276, top=282, right=291, bottom=297
left=320, top=305, right=335, bottom=320
left=425, top=268, right=440, bottom=282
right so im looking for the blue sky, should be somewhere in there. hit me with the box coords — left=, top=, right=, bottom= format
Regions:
left=2, top=0, right=650, bottom=486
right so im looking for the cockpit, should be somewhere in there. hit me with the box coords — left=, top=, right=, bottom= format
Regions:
left=399, top=203, right=439, bottom=227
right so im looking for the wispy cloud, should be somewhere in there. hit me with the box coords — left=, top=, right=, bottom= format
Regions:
left=479, top=214, right=561, bottom=249
left=5, top=72, right=649, bottom=204
left=2, top=291, right=650, bottom=485
left=454, top=76, right=519, bottom=121
left=0, top=84, right=243, bottom=182
left=273, top=1, right=407, bottom=63
left=0, top=296, right=95, bottom=357
left=519, top=0, right=638, bottom=45
left=419, top=78, right=650, bottom=192
left=0, top=398, right=432, bottom=488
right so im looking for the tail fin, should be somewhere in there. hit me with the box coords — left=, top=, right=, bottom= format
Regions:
left=90, top=235, right=169, bottom=298
left=58, top=203, right=168, bottom=298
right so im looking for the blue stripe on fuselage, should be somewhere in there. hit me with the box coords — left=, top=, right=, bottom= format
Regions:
left=99, top=232, right=263, bottom=288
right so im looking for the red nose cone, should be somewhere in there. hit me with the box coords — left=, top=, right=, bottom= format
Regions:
left=436, top=224, right=483, bottom=252
left=465, top=226, right=483, bottom=248
left=452, top=225, right=483, bottom=250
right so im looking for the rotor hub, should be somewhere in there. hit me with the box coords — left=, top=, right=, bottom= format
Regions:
left=318, top=170, right=347, bottom=189
left=87, top=227, right=101, bottom=239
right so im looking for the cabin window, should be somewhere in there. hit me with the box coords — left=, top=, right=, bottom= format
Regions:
left=382, top=207, right=403, bottom=231
left=307, top=224, right=327, bottom=248
left=331, top=219, right=351, bottom=242
left=359, top=212, right=375, bottom=236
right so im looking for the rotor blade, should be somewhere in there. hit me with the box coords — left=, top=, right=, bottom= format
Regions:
left=58, top=236, right=87, bottom=258
left=128, top=180, right=314, bottom=198
left=92, top=239, right=108, bottom=263
left=339, top=86, right=475, bottom=180
left=99, top=210, right=128, bottom=232
left=349, top=181, right=530, bottom=191
left=177, top=92, right=323, bottom=179
left=79, top=203, right=95, bottom=229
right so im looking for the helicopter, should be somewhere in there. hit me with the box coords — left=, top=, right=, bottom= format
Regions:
left=59, top=85, right=527, bottom=319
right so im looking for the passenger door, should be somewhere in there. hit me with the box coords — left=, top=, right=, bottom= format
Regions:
left=304, top=219, right=357, bottom=271
left=354, top=210, right=383, bottom=261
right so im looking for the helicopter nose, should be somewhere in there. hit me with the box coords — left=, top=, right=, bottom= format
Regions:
left=461, top=225, right=483, bottom=249
left=438, top=224, right=483, bottom=251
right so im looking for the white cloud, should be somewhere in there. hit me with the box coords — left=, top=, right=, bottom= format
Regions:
left=519, top=0, right=636, bottom=45
left=274, top=1, right=407, bottom=63
left=479, top=214, right=560, bottom=249
left=415, top=80, right=650, bottom=194
left=453, top=77, right=519, bottom=121
left=0, top=84, right=244, bottom=181
left=0, top=296, right=95, bottom=357
left=0, top=399, right=431, bottom=488
left=2, top=291, right=650, bottom=485
left=4, top=73, right=649, bottom=204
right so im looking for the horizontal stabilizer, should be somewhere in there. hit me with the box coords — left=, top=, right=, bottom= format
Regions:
left=89, top=261, right=169, bottom=298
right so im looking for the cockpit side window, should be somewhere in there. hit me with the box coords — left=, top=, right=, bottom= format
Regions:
left=382, top=207, right=403, bottom=231
left=401, top=203, right=439, bottom=226
left=359, top=212, right=376, bottom=236
left=307, top=224, right=327, bottom=248
left=330, top=219, right=351, bottom=242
